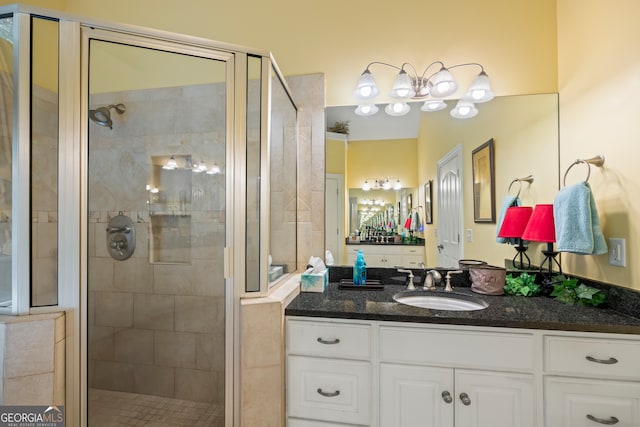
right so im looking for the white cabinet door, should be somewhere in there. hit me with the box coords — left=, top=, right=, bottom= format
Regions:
left=545, top=377, right=640, bottom=427
left=455, top=370, right=535, bottom=427
left=380, top=363, right=454, bottom=427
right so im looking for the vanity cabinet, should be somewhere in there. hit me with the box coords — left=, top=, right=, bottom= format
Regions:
left=286, top=319, right=372, bottom=426
left=379, top=324, right=536, bottom=427
left=345, top=244, right=425, bottom=268
left=544, top=335, right=640, bottom=426
left=286, top=316, right=640, bottom=427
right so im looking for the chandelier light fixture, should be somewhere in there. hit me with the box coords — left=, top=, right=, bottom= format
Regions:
left=353, top=61, right=494, bottom=118
left=362, top=178, right=402, bottom=191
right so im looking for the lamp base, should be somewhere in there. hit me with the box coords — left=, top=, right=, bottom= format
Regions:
left=539, top=243, right=562, bottom=283
left=510, top=239, right=531, bottom=270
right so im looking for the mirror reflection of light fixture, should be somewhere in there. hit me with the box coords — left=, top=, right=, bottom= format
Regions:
left=353, top=61, right=494, bottom=118
left=163, top=155, right=178, bottom=170
left=362, top=178, right=402, bottom=191
left=207, top=163, right=221, bottom=175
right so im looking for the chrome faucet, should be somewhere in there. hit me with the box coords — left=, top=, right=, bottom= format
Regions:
left=444, top=270, right=463, bottom=292
left=423, top=270, right=442, bottom=290
left=397, top=268, right=415, bottom=290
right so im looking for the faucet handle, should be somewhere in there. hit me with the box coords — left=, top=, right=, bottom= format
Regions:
left=444, top=270, right=463, bottom=292
left=397, top=268, right=415, bottom=290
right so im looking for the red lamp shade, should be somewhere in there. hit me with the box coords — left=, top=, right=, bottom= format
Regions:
left=498, top=206, right=533, bottom=238
left=521, top=204, right=555, bottom=243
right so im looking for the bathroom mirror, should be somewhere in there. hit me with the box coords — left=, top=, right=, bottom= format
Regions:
left=326, top=93, right=560, bottom=266
left=471, top=138, right=496, bottom=223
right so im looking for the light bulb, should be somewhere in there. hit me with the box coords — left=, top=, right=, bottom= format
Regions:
left=395, top=88, right=410, bottom=98
left=471, top=89, right=486, bottom=100
left=393, top=103, right=403, bottom=113
left=458, top=106, right=471, bottom=116
left=435, top=81, right=450, bottom=94
left=359, top=86, right=372, bottom=98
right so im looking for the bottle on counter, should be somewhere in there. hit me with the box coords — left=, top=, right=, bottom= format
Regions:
left=353, top=250, right=367, bottom=286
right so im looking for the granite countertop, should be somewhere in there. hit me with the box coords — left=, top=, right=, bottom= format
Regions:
left=285, top=281, right=640, bottom=335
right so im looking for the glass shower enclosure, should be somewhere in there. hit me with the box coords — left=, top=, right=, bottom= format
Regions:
left=86, top=34, right=230, bottom=426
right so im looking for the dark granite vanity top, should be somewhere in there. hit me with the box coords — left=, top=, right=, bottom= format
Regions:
left=285, top=270, right=640, bottom=335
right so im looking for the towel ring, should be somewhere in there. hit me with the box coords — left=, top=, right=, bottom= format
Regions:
left=507, top=175, right=534, bottom=198
left=562, top=155, right=605, bottom=187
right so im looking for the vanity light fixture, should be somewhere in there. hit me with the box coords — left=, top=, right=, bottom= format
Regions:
left=362, top=178, right=402, bottom=191
left=354, top=61, right=494, bottom=118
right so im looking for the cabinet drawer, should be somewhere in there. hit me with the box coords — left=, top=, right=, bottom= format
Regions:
left=545, top=376, right=640, bottom=426
left=287, top=356, right=371, bottom=425
left=287, top=319, right=371, bottom=360
left=380, top=326, right=534, bottom=371
left=545, top=335, right=640, bottom=379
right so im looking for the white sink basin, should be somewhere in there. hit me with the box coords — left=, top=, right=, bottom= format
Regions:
left=393, top=291, right=489, bottom=311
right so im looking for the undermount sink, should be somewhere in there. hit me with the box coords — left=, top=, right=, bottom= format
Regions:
left=393, top=290, right=489, bottom=311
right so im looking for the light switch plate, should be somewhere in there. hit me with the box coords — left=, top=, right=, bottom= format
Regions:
left=608, top=238, right=626, bottom=267
left=466, top=229, right=473, bottom=242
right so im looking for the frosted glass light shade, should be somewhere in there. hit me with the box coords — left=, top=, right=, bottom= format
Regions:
left=465, top=71, right=494, bottom=103
left=354, top=104, right=379, bottom=116
left=354, top=69, right=380, bottom=99
left=450, top=99, right=478, bottom=119
left=429, top=67, right=458, bottom=97
left=420, top=99, right=447, bottom=112
left=389, top=70, right=416, bottom=98
left=385, top=102, right=411, bottom=116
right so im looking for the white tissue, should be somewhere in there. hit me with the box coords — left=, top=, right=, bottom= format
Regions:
left=307, top=255, right=327, bottom=274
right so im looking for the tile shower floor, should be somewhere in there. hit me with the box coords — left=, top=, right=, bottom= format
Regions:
left=88, top=388, right=224, bottom=426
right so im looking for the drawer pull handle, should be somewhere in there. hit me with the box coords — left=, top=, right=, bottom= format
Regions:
left=317, top=337, right=340, bottom=345
left=586, top=355, right=618, bottom=365
left=459, top=392, right=471, bottom=406
left=441, top=391, right=453, bottom=404
left=586, top=415, right=619, bottom=425
left=317, top=388, right=340, bottom=398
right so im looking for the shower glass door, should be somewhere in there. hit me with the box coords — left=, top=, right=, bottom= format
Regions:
left=86, top=35, right=230, bottom=426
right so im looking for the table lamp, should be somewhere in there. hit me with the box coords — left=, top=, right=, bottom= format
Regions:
left=497, top=206, right=533, bottom=269
left=521, top=203, right=562, bottom=281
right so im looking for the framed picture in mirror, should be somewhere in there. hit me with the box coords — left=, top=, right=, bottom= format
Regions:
left=472, top=138, right=496, bottom=223
left=424, top=180, right=433, bottom=224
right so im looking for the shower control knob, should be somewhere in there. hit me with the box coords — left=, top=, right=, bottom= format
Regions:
left=106, top=213, right=136, bottom=261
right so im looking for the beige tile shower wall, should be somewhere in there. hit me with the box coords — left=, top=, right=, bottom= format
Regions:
left=87, top=84, right=226, bottom=404
left=0, top=312, right=65, bottom=405
left=286, top=74, right=326, bottom=271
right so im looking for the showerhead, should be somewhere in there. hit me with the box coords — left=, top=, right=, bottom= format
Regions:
left=89, top=103, right=126, bottom=129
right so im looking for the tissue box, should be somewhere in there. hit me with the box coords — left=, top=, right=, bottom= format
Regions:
left=301, top=269, right=328, bottom=293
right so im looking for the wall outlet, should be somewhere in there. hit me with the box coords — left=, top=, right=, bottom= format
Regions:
left=608, top=238, right=626, bottom=267
left=466, top=229, right=473, bottom=242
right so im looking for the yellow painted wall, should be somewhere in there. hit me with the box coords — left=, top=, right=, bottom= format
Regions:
left=417, top=94, right=559, bottom=268
left=346, top=138, right=418, bottom=189
left=558, top=0, right=640, bottom=290
left=325, top=137, right=345, bottom=175
left=1, top=0, right=558, bottom=105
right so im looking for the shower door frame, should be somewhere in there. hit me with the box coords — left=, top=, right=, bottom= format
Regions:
left=79, top=27, right=241, bottom=427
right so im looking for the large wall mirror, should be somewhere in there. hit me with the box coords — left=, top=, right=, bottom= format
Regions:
left=326, top=93, right=560, bottom=268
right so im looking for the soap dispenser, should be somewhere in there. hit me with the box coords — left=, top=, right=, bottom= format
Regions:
left=353, top=250, right=367, bottom=286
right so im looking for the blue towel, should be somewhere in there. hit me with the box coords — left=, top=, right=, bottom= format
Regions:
left=553, top=182, right=607, bottom=255
left=496, top=196, right=521, bottom=244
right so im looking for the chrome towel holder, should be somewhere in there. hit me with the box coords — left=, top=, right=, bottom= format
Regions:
left=562, top=154, right=605, bottom=187
left=507, top=175, right=534, bottom=198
